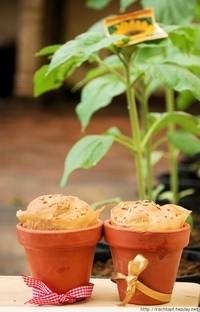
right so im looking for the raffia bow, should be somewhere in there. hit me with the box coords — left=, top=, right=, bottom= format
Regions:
left=111, top=254, right=171, bottom=305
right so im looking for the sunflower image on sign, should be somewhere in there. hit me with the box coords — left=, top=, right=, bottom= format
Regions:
left=103, top=8, right=168, bottom=46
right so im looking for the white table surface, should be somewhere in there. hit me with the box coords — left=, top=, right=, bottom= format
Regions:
left=0, top=276, right=199, bottom=311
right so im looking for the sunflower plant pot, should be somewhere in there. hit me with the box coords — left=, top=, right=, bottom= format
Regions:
left=104, top=220, right=190, bottom=305
left=17, top=221, right=103, bottom=294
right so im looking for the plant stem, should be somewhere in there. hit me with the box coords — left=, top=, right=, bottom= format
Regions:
left=140, top=94, right=153, bottom=200
left=114, top=136, right=136, bottom=152
left=125, top=61, right=146, bottom=199
left=117, top=132, right=134, bottom=146
left=165, top=88, right=179, bottom=204
left=94, top=55, right=126, bottom=83
left=152, top=137, right=167, bottom=150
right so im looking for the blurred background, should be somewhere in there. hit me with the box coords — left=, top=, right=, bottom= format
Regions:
left=0, top=0, right=199, bottom=279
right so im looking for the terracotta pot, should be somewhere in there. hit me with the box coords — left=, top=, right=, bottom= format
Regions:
left=104, top=220, right=190, bottom=305
left=17, top=221, right=103, bottom=293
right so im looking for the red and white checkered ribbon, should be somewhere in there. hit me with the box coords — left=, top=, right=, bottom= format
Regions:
left=22, top=274, right=94, bottom=305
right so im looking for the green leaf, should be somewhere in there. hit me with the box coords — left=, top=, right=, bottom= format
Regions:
left=33, top=65, right=62, bottom=97
left=142, top=0, right=196, bottom=25
left=76, top=74, right=126, bottom=129
left=136, top=37, right=200, bottom=75
left=158, top=191, right=173, bottom=202
left=143, top=112, right=200, bottom=146
left=163, top=24, right=200, bottom=53
left=176, top=91, right=197, bottom=110
left=152, top=184, right=165, bottom=201
left=143, top=63, right=200, bottom=100
left=145, top=79, right=161, bottom=99
left=186, top=213, right=193, bottom=228
left=168, top=26, right=200, bottom=54
left=60, top=134, right=114, bottom=187
left=48, top=32, right=126, bottom=74
left=33, top=60, right=76, bottom=97
left=36, top=45, right=61, bottom=57
left=86, top=0, right=111, bottom=10
left=169, top=29, right=193, bottom=54
left=73, top=55, right=122, bottom=90
left=151, top=150, right=164, bottom=165
left=179, top=189, right=195, bottom=199
left=91, top=197, right=121, bottom=210
left=166, top=52, right=200, bottom=75
left=195, top=0, right=200, bottom=20
left=168, top=131, right=200, bottom=156
left=137, top=39, right=168, bottom=49
left=120, top=0, right=137, bottom=12
left=73, top=66, right=107, bottom=91
left=135, top=45, right=167, bottom=67
left=162, top=25, right=183, bottom=35
left=105, top=126, right=122, bottom=137
left=97, top=54, right=122, bottom=68
left=88, top=19, right=105, bottom=35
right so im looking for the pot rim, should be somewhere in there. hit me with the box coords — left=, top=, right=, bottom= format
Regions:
left=16, top=219, right=103, bottom=235
left=104, top=219, right=190, bottom=234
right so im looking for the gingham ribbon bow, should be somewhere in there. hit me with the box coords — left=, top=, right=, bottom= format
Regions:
left=22, top=274, right=94, bottom=305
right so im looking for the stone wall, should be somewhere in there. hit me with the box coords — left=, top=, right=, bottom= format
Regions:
left=0, top=0, right=139, bottom=97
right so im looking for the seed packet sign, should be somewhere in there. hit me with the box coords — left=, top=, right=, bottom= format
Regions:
left=103, top=8, right=168, bottom=46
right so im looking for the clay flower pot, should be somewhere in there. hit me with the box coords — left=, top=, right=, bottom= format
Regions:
left=17, top=220, right=103, bottom=294
left=104, top=220, right=190, bottom=305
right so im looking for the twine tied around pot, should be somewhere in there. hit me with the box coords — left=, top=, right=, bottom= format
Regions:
left=111, top=254, right=171, bottom=305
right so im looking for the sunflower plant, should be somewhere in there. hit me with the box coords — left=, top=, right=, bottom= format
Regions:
left=85, top=0, right=200, bottom=205
left=34, top=1, right=200, bottom=204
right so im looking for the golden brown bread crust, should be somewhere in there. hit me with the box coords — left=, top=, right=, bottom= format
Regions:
left=111, top=200, right=191, bottom=231
left=17, top=194, right=101, bottom=230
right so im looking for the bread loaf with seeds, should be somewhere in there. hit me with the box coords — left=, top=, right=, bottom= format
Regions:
left=111, top=200, right=191, bottom=231
left=17, top=194, right=102, bottom=230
